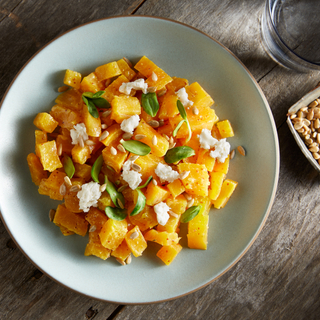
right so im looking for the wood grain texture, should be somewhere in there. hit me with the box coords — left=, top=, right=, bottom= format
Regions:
left=1, top=0, right=320, bottom=319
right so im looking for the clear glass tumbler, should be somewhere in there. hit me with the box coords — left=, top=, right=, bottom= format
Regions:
left=261, top=0, right=320, bottom=72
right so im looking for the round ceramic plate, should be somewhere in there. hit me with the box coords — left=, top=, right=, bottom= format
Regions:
left=0, top=16, right=279, bottom=304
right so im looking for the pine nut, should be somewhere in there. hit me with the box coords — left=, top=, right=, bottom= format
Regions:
left=308, top=100, right=318, bottom=108
left=152, top=135, right=157, bottom=145
left=237, top=145, right=246, bottom=156
left=122, top=132, right=133, bottom=140
left=110, top=146, right=117, bottom=155
left=101, top=124, right=108, bottom=129
left=148, top=120, right=160, bottom=128
left=130, top=231, right=139, bottom=240
left=135, top=134, right=146, bottom=140
left=49, top=209, right=56, bottom=222
left=100, top=130, right=109, bottom=141
left=101, top=110, right=112, bottom=117
left=64, top=176, right=72, bottom=187
left=131, top=163, right=141, bottom=172
left=100, top=184, right=107, bottom=192
left=59, top=183, right=66, bottom=196
left=117, top=144, right=126, bottom=153
left=89, top=225, right=96, bottom=233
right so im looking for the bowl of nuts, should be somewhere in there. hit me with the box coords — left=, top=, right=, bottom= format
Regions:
left=287, top=84, right=320, bottom=172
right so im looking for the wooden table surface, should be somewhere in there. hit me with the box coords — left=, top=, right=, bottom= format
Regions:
left=1, top=0, right=320, bottom=319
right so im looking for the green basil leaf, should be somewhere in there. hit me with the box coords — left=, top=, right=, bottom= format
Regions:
left=186, top=120, right=192, bottom=142
left=82, top=92, right=94, bottom=99
left=92, top=91, right=105, bottom=99
left=105, top=175, right=125, bottom=208
left=105, top=206, right=127, bottom=221
left=130, top=189, right=146, bottom=216
left=138, top=176, right=153, bottom=189
left=121, top=140, right=151, bottom=156
left=141, top=92, right=159, bottom=117
left=87, top=99, right=99, bottom=118
left=91, top=154, right=103, bottom=183
left=180, top=205, right=202, bottom=223
left=164, top=146, right=196, bottom=164
left=177, top=100, right=187, bottom=120
left=172, top=119, right=185, bottom=138
left=63, top=154, right=75, bottom=179
left=93, top=97, right=110, bottom=109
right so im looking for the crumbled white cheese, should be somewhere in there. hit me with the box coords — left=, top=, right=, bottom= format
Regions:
left=151, top=72, right=158, bottom=82
left=77, top=181, right=101, bottom=212
left=154, top=202, right=170, bottom=226
left=209, top=138, right=230, bottom=163
left=119, top=78, right=148, bottom=95
left=120, top=115, right=140, bottom=134
left=176, top=87, right=193, bottom=108
left=199, top=128, right=218, bottom=149
left=121, top=160, right=142, bottom=190
left=155, top=163, right=180, bottom=183
left=70, top=123, right=88, bottom=145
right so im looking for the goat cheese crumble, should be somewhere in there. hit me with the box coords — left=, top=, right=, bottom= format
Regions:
left=176, top=87, right=193, bottom=108
left=155, top=163, right=180, bottom=183
left=119, top=78, right=148, bottom=95
left=199, top=128, right=230, bottom=163
left=121, top=160, right=142, bottom=190
left=77, top=181, right=101, bottom=212
left=120, top=115, right=140, bottom=134
left=70, top=123, right=88, bottom=145
left=154, top=202, right=171, bottom=226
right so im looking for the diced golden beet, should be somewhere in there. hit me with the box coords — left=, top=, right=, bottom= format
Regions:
left=134, top=120, right=169, bottom=157
left=139, top=108, right=153, bottom=124
left=100, top=123, right=121, bottom=146
left=102, top=137, right=129, bottom=173
left=158, top=93, right=179, bottom=120
left=185, top=82, right=214, bottom=109
left=64, top=179, right=83, bottom=213
left=74, top=162, right=92, bottom=181
left=166, top=195, right=187, bottom=215
left=97, top=191, right=114, bottom=211
left=167, top=179, right=185, bottom=198
left=33, top=112, right=59, bottom=133
left=56, top=134, right=73, bottom=156
left=216, top=120, right=234, bottom=138
left=82, top=104, right=101, bottom=137
left=128, top=204, right=158, bottom=231
left=212, top=179, right=238, bottom=209
left=193, top=196, right=212, bottom=216
left=111, top=239, right=131, bottom=262
left=38, top=170, right=66, bottom=200
left=110, top=95, right=141, bottom=123
left=197, top=148, right=216, bottom=172
left=55, top=88, right=82, bottom=112
left=38, top=140, right=63, bottom=172
left=95, top=61, right=122, bottom=81
left=85, top=207, right=108, bottom=231
left=35, top=130, right=47, bottom=157
left=53, top=204, right=88, bottom=236
left=144, top=229, right=179, bottom=246
left=99, top=218, right=128, bottom=250
left=125, top=225, right=147, bottom=257
left=117, top=58, right=136, bottom=80
left=187, top=213, right=209, bottom=250
left=59, top=226, right=74, bottom=236
left=213, top=155, right=229, bottom=174
left=71, top=145, right=91, bottom=165
left=156, top=243, right=182, bottom=265
left=134, top=56, right=172, bottom=90
left=157, top=123, right=174, bottom=137
left=63, top=69, right=81, bottom=90
left=27, top=153, right=47, bottom=186
left=50, top=105, right=82, bottom=130
left=145, top=183, right=170, bottom=206
left=132, top=152, right=165, bottom=184
left=121, top=188, right=134, bottom=203
left=166, top=77, right=188, bottom=93
left=102, top=75, right=130, bottom=103
left=169, top=105, right=219, bottom=139
left=156, top=215, right=179, bottom=233
left=178, top=163, right=209, bottom=197
left=85, top=236, right=111, bottom=260
left=209, top=172, right=226, bottom=201
left=80, top=72, right=104, bottom=93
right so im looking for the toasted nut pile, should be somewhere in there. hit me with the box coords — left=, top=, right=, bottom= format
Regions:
left=289, top=97, right=320, bottom=162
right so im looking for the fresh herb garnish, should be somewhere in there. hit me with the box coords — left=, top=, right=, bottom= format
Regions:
left=91, top=154, right=104, bottom=183
left=130, top=176, right=153, bottom=216
left=63, top=154, right=75, bottom=179
left=164, top=146, right=195, bottom=164
left=82, top=91, right=110, bottom=118
left=180, top=205, right=202, bottom=223
left=120, top=140, right=151, bottom=156
left=104, top=175, right=125, bottom=209
left=105, top=206, right=127, bottom=221
left=141, top=92, right=159, bottom=117
left=173, top=100, right=192, bottom=142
